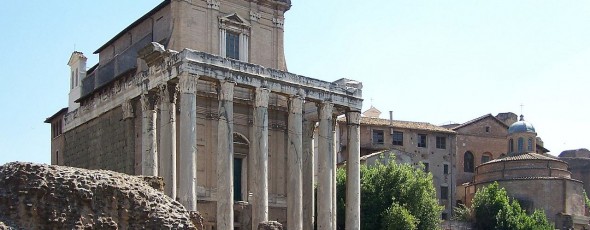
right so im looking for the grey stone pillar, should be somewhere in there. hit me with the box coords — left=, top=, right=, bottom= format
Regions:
left=217, top=80, right=235, bottom=230
left=317, top=102, right=334, bottom=230
left=302, top=119, right=315, bottom=230
left=122, top=100, right=135, bottom=175
left=178, top=73, right=198, bottom=211
left=345, top=111, right=361, bottom=230
left=141, top=93, right=158, bottom=176
left=159, top=84, right=178, bottom=200
left=250, top=87, right=270, bottom=230
left=287, top=95, right=303, bottom=230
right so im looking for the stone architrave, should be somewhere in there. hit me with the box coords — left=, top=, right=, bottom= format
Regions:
left=217, top=80, right=235, bottom=230
left=317, top=102, right=334, bottom=230
left=141, top=93, right=158, bottom=176
left=250, top=87, right=270, bottom=230
left=178, top=73, right=198, bottom=211
left=287, top=94, right=303, bottom=230
left=345, top=111, right=361, bottom=230
left=159, top=84, right=178, bottom=199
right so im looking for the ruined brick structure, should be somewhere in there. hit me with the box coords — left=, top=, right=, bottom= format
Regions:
left=0, top=162, right=201, bottom=229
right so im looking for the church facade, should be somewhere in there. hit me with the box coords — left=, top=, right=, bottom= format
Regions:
left=45, top=1, right=363, bottom=229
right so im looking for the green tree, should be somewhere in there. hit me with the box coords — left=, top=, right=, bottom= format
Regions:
left=471, top=182, right=553, bottom=230
left=336, top=161, right=443, bottom=230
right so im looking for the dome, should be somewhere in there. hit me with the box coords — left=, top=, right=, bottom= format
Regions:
left=508, top=115, right=535, bottom=134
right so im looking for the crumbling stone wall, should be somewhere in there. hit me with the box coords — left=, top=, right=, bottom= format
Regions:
left=0, top=162, right=200, bottom=229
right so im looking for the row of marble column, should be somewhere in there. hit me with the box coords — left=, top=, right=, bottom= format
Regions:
left=137, top=73, right=361, bottom=230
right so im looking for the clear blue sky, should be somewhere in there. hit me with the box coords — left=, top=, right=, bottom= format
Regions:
left=1, top=1, right=588, bottom=165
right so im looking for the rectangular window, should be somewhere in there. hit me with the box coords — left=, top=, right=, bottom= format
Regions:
left=418, top=134, right=427, bottom=148
left=442, top=213, right=448, bottom=220
left=481, top=155, right=491, bottom=163
left=372, top=130, right=384, bottom=144
left=436, top=136, right=446, bottom=149
left=443, top=164, right=449, bottom=175
left=441, top=186, right=448, bottom=200
left=226, top=32, right=240, bottom=60
left=423, top=162, right=429, bottom=173
left=392, top=131, right=403, bottom=146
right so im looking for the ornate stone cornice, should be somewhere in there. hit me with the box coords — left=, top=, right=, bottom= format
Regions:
left=249, top=11, right=261, bottom=22
left=206, top=0, right=220, bottom=10
left=272, top=17, right=284, bottom=29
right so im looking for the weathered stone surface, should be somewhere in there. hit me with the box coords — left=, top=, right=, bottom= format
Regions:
left=257, top=221, right=283, bottom=230
left=0, top=162, right=197, bottom=229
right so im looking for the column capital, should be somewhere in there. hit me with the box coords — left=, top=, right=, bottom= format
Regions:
left=319, top=101, right=334, bottom=120
left=345, top=110, right=361, bottom=125
left=140, top=93, right=158, bottom=111
left=289, top=95, right=304, bottom=114
left=160, top=83, right=179, bottom=104
left=219, top=80, right=235, bottom=101
left=178, top=73, right=198, bottom=94
left=122, top=100, right=134, bottom=120
left=255, top=87, right=270, bottom=108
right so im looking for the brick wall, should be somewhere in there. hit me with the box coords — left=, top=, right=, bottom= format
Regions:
left=63, top=106, right=135, bottom=174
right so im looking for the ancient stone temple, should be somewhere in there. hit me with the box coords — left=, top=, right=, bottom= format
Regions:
left=45, top=1, right=363, bottom=229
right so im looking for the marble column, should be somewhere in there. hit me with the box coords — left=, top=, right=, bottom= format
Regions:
left=122, top=100, right=135, bottom=175
left=159, top=84, right=178, bottom=200
left=178, top=73, right=198, bottom=211
left=141, top=93, right=158, bottom=176
left=217, top=80, right=235, bottom=230
left=345, top=111, right=361, bottom=230
left=287, top=95, right=303, bottom=230
left=250, top=87, right=270, bottom=229
left=317, top=102, right=334, bottom=230
left=302, top=119, right=315, bottom=230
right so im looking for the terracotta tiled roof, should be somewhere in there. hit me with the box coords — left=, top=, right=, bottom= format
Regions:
left=483, top=152, right=563, bottom=165
left=452, top=113, right=509, bottom=131
left=338, top=116, right=455, bottom=134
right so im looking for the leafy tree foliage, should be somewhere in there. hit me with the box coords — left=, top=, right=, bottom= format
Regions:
left=471, top=182, right=553, bottom=230
left=336, top=161, right=442, bottom=230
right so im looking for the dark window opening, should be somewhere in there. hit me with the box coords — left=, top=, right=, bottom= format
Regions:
left=392, top=131, right=403, bottom=146
left=233, top=158, right=242, bottom=201
left=436, top=136, right=446, bottom=149
left=423, top=162, right=429, bottom=173
left=441, top=186, right=448, bottom=200
left=418, top=134, right=427, bottom=148
left=464, top=151, right=474, bottom=172
left=226, top=32, right=240, bottom=60
left=443, top=164, right=449, bottom=175
left=372, top=130, right=384, bottom=144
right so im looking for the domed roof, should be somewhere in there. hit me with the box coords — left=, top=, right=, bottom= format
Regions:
left=508, top=115, right=536, bottom=134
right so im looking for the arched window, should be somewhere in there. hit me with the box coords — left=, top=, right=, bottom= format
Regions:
left=509, top=139, right=514, bottom=153
left=464, top=151, right=474, bottom=173
left=527, top=138, right=533, bottom=152
left=518, top=137, right=524, bottom=153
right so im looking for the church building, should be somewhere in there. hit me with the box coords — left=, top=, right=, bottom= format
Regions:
left=45, top=1, right=363, bottom=229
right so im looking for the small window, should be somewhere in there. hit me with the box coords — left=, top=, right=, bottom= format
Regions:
left=392, top=131, right=403, bottom=146
left=226, top=32, right=240, bottom=60
left=509, top=139, right=514, bottom=153
left=436, top=136, right=446, bottom=149
left=443, top=164, right=449, bottom=175
left=372, top=130, right=384, bottom=144
left=417, top=134, right=427, bottom=148
left=481, top=153, right=492, bottom=164
left=441, top=186, right=448, bottom=200
left=527, top=138, right=533, bottom=151
left=485, top=126, right=490, bottom=133
left=518, top=137, right=524, bottom=153
left=423, top=162, right=429, bottom=173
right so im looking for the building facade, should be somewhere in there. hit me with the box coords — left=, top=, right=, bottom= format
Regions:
left=46, top=1, right=363, bottom=229
left=465, top=117, right=589, bottom=229
left=337, top=108, right=457, bottom=220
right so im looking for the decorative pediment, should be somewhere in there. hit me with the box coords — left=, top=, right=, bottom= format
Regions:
left=220, top=13, right=250, bottom=32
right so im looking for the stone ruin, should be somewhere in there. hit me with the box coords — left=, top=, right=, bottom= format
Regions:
left=0, top=162, right=203, bottom=229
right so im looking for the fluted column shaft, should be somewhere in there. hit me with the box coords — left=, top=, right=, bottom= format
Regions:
left=178, top=73, right=198, bottom=211
left=141, top=93, right=158, bottom=176
left=317, top=102, right=334, bottom=230
left=345, top=111, right=361, bottom=230
left=159, top=84, right=178, bottom=199
left=217, top=80, right=235, bottom=230
left=250, top=88, right=270, bottom=229
left=287, top=95, right=304, bottom=230
left=302, top=119, right=315, bottom=230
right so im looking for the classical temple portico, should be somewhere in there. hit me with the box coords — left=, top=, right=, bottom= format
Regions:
left=62, top=43, right=362, bottom=229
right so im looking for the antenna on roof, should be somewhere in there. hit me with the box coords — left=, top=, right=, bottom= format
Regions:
left=520, top=103, right=525, bottom=121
